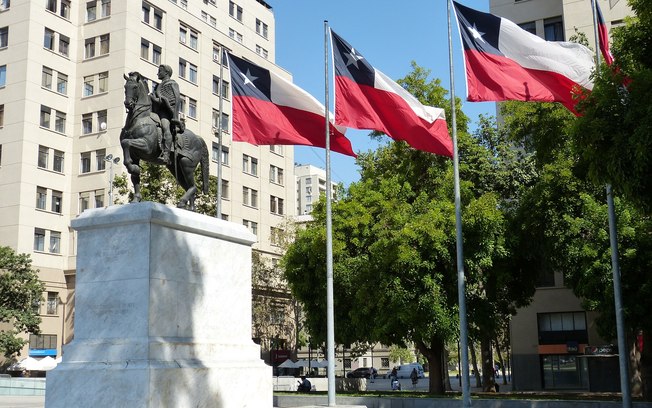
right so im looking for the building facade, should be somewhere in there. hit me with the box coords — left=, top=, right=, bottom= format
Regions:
left=294, top=164, right=338, bottom=216
left=0, top=0, right=297, bottom=361
left=489, top=0, right=633, bottom=391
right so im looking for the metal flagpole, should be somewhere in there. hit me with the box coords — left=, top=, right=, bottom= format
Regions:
left=324, top=20, right=337, bottom=407
left=591, top=2, right=631, bottom=406
left=215, top=49, right=226, bottom=218
left=447, top=1, right=471, bottom=406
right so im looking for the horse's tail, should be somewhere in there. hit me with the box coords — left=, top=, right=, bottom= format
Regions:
left=200, top=138, right=209, bottom=195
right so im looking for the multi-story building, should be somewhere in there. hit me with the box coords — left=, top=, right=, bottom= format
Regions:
left=294, top=164, right=338, bottom=215
left=0, top=0, right=297, bottom=361
left=489, top=0, right=633, bottom=391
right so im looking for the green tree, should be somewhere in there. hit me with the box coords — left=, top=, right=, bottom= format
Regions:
left=284, top=63, right=537, bottom=394
left=503, top=98, right=652, bottom=398
left=572, top=0, right=652, bottom=213
left=0, top=247, right=45, bottom=358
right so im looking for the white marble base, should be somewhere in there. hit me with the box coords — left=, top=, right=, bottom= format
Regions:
left=45, top=202, right=271, bottom=408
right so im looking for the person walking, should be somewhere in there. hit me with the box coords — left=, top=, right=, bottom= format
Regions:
left=410, top=367, right=419, bottom=389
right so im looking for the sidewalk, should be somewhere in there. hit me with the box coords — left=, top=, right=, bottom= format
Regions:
left=0, top=395, right=44, bottom=408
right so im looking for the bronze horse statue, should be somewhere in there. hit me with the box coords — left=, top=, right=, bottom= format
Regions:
left=120, top=72, right=209, bottom=210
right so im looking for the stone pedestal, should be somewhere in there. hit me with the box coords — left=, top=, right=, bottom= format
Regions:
left=45, top=202, right=271, bottom=407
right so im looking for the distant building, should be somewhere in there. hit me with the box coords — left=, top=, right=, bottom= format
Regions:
left=489, top=0, right=633, bottom=391
left=294, top=164, right=339, bottom=215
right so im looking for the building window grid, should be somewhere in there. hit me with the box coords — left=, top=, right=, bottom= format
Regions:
left=242, top=154, right=258, bottom=176
left=270, top=165, right=284, bottom=185
left=229, top=1, right=243, bottom=21
left=46, top=292, right=58, bottom=315
left=36, top=187, right=47, bottom=210
left=270, top=196, right=284, bottom=215
left=242, top=186, right=258, bottom=208
left=256, top=19, right=268, bottom=39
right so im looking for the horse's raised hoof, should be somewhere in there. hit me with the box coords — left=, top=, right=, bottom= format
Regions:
left=177, top=200, right=187, bottom=209
left=132, top=194, right=142, bottom=203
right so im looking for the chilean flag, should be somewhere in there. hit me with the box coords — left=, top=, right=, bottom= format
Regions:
left=330, top=30, right=453, bottom=158
left=453, top=1, right=595, bottom=114
left=227, top=53, right=356, bottom=157
left=594, top=0, right=614, bottom=66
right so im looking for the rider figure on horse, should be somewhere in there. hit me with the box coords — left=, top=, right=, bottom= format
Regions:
left=150, top=64, right=183, bottom=165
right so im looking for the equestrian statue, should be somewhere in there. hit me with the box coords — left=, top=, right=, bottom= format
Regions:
left=120, top=65, right=209, bottom=211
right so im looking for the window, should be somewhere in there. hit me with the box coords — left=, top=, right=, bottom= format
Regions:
left=255, top=45, right=268, bottom=59
left=100, top=71, right=109, bottom=92
left=0, top=105, right=3, bottom=127
left=0, top=65, right=5, bottom=87
left=86, top=1, right=97, bottom=21
left=229, top=1, right=242, bottom=21
left=38, top=146, right=49, bottom=168
left=519, top=21, right=536, bottom=35
left=36, top=187, right=47, bottom=210
left=220, top=179, right=229, bottom=199
left=85, top=38, right=96, bottom=58
left=82, top=114, right=92, bottom=134
left=0, top=0, right=9, bottom=11
left=221, top=145, right=229, bottom=165
left=58, top=34, right=69, bottom=57
left=381, top=358, right=389, bottom=368
left=243, top=219, right=258, bottom=236
left=270, top=227, right=282, bottom=246
left=84, top=76, right=94, bottom=96
left=142, top=3, right=150, bottom=24
left=256, top=19, right=268, bottom=39
left=188, top=98, right=197, bottom=118
left=40, top=106, right=51, bottom=128
left=243, top=187, right=258, bottom=208
left=152, top=45, right=161, bottom=65
left=229, top=28, right=243, bottom=43
left=80, top=152, right=91, bottom=173
left=96, top=148, right=106, bottom=170
left=42, top=67, right=53, bottom=89
left=29, top=334, right=58, bottom=350
left=47, top=292, right=58, bottom=315
left=53, top=150, right=64, bottom=172
left=94, top=189, right=104, bottom=208
left=100, top=34, right=110, bottom=54
left=46, top=0, right=56, bottom=13
left=56, top=73, right=67, bottom=94
left=221, top=112, right=229, bottom=132
left=189, top=63, right=198, bottom=84
left=270, top=145, right=283, bottom=155
left=51, top=190, right=62, bottom=213
left=243, top=155, right=258, bottom=176
left=141, top=39, right=149, bottom=60
left=180, top=0, right=187, bottom=9
left=544, top=17, right=564, bottom=41
left=270, top=165, right=284, bottom=185
left=538, top=312, right=588, bottom=345
left=54, top=110, right=66, bottom=133
left=541, top=355, right=588, bottom=390
left=212, top=76, right=220, bottom=95
left=49, top=231, right=61, bottom=253
left=101, top=0, right=110, bottom=17
left=0, top=26, right=7, bottom=48
left=44, top=28, right=55, bottom=50
left=34, top=228, right=45, bottom=251
left=97, top=110, right=107, bottom=130
left=60, top=0, right=70, bottom=19
left=178, top=59, right=187, bottom=79
left=270, top=196, right=284, bottom=215
left=79, top=191, right=90, bottom=212
left=190, top=31, right=198, bottom=50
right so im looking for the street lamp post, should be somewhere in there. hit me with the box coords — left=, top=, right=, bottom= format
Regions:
left=104, top=154, right=120, bottom=206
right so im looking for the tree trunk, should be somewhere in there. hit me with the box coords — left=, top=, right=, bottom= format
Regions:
left=641, top=330, right=652, bottom=400
left=443, top=347, right=452, bottom=391
left=481, top=337, right=497, bottom=392
left=469, top=340, right=482, bottom=388
left=416, top=338, right=445, bottom=394
left=494, top=338, right=508, bottom=385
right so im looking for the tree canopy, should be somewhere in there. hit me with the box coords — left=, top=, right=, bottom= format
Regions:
left=0, top=247, right=44, bottom=359
left=283, top=63, right=538, bottom=393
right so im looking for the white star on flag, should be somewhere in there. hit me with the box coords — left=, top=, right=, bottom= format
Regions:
left=239, top=69, right=258, bottom=87
left=467, top=23, right=485, bottom=43
left=345, top=48, right=364, bottom=68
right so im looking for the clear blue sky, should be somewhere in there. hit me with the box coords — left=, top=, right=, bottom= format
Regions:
left=271, top=0, right=496, bottom=187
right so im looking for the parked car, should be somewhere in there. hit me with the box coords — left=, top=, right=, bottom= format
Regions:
left=346, top=367, right=377, bottom=379
left=394, top=363, right=425, bottom=379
